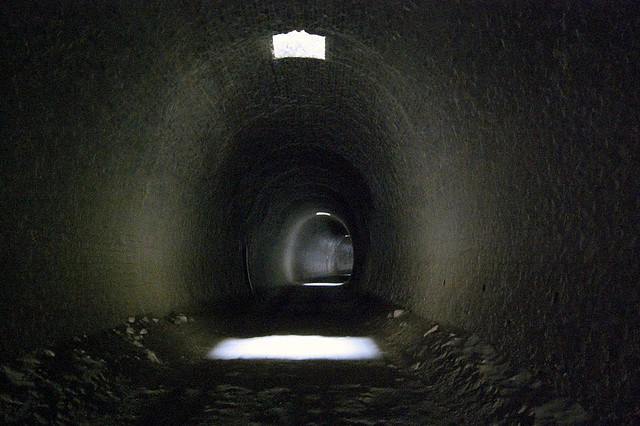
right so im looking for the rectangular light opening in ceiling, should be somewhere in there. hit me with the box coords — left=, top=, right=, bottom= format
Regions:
left=208, top=335, right=380, bottom=360
left=272, top=30, right=325, bottom=60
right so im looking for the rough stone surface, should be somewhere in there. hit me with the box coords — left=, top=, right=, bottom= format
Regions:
left=0, top=288, right=600, bottom=424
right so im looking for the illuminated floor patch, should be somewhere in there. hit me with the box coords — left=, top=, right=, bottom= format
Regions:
left=208, top=335, right=380, bottom=360
left=303, top=282, right=345, bottom=287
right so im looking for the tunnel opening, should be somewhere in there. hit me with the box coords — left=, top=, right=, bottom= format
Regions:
left=272, top=30, right=326, bottom=60
left=220, top=140, right=373, bottom=296
left=284, top=210, right=353, bottom=286
left=242, top=209, right=355, bottom=295
left=245, top=202, right=357, bottom=293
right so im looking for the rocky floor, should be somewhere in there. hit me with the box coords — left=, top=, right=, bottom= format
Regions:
left=0, top=286, right=609, bottom=425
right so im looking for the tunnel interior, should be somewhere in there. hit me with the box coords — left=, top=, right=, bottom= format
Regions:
left=250, top=207, right=354, bottom=288
left=2, top=0, right=639, bottom=422
left=241, top=145, right=366, bottom=291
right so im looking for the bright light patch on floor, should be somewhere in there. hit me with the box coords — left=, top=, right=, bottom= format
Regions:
left=316, top=212, right=331, bottom=216
left=208, top=335, right=380, bottom=360
left=272, top=30, right=325, bottom=59
left=303, top=282, right=344, bottom=287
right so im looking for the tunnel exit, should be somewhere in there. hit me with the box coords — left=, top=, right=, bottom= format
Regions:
left=284, top=212, right=354, bottom=286
left=245, top=204, right=356, bottom=291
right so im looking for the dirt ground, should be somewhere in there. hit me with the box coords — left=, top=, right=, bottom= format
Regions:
left=1, top=286, right=600, bottom=425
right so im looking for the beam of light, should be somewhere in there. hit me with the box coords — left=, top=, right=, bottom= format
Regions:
left=303, top=282, right=345, bottom=287
left=208, top=335, right=380, bottom=360
left=272, top=30, right=326, bottom=60
left=316, top=212, right=331, bottom=216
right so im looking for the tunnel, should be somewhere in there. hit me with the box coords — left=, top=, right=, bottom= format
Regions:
left=1, top=0, right=639, bottom=423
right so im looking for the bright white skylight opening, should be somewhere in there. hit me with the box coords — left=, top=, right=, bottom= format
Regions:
left=208, top=335, right=380, bottom=360
left=316, top=212, right=331, bottom=216
left=272, top=30, right=326, bottom=59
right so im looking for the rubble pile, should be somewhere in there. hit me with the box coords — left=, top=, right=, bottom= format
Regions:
left=112, top=315, right=163, bottom=365
left=0, top=312, right=191, bottom=425
left=0, top=341, right=124, bottom=424
left=383, top=310, right=590, bottom=425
